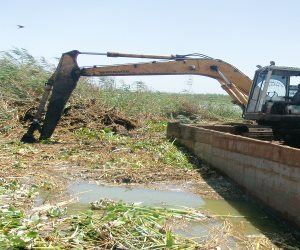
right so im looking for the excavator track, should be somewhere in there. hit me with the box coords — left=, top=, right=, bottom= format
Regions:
left=196, top=124, right=274, bottom=141
left=240, top=126, right=273, bottom=139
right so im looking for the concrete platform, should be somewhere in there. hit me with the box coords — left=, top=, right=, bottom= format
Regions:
left=167, top=122, right=300, bottom=229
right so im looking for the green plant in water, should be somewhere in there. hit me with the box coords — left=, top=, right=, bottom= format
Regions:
left=59, top=199, right=206, bottom=249
left=165, top=229, right=175, bottom=247
left=0, top=180, right=40, bottom=248
left=47, top=207, right=67, bottom=218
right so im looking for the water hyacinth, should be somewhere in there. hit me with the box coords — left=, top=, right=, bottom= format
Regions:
left=63, top=198, right=207, bottom=249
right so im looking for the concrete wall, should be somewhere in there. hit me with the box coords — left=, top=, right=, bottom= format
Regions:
left=167, top=122, right=300, bottom=229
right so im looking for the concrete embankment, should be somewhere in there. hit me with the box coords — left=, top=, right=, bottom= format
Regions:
left=167, top=122, right=300, bottom=229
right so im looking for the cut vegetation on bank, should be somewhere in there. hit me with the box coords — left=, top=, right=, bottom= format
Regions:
left=1, top=49, right=299, bottom=249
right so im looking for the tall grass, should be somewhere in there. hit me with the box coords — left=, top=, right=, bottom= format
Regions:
left=72, top=82, right=242, bottom=122
left=0, top=48, right=53, bottom=100
left=0, top=49, right=52, bottom=126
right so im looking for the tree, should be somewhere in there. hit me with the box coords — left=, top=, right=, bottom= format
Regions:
left=133, top=80, right=148, bottom=92
left=98, top=76, right=116, bottom=90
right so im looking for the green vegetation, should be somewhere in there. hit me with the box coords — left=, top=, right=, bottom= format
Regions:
left=0, top=49, right=52, bottom=132
left=73, top=127, right=193, bottom=169
left=52, top=199, right=206, bottom=249
left=0, top=179, right=38, bottom=249
left=0, top=48, right=52, bottom=100
left=78, top=85, right=242, bottom=122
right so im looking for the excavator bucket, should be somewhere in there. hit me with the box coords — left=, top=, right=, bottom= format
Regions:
left=40, top=50, right=80, bottom=140
left=21, top=50, right=80, bottom=142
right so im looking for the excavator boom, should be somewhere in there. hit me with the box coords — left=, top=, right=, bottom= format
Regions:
left=21, top=50, right=252, bottom=142
left=81, top=58, right=251, bottom=95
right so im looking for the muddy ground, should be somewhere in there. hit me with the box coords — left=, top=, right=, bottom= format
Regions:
left=1, top=102, right=300, bottom=249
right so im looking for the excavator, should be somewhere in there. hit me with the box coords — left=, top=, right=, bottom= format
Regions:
left=21, top=50, right=300, bottom=143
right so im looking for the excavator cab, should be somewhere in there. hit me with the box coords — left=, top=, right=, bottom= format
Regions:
left=244, top=64, right=300, bottom=140
left=245, top=65, right=300, bottom=116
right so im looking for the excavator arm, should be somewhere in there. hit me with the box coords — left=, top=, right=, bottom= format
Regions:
left=21, top=50, right=252, bottom=142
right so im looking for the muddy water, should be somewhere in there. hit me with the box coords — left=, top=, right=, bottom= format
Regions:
left=203, top=199, right=280, bottom=235
left=65, top=181, right=284, bottom=236
left=68, top=182, right=204, bottom=208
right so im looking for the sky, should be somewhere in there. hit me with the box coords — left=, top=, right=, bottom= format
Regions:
left=1, top=0, right=300, bottom=94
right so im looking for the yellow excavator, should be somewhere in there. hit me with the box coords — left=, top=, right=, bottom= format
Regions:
left=21, top=50, right=300, bottom=143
